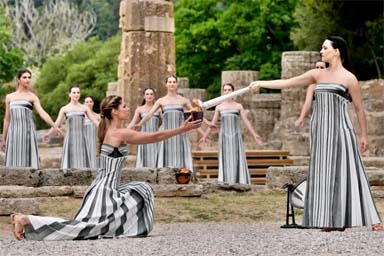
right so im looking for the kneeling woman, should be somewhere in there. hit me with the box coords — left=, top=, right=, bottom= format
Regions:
left=11, top=95, right=201, bottom=240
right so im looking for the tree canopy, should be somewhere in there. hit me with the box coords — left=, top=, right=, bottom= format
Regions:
left=291, top=0, right=383, bottom=80
left=33, top=33, right=121, bottom=128
left=0, top=5, right=23, bottom=84
left=175, top=0, right=298, bottom=97
left=175, top=0, right=383, bottom=96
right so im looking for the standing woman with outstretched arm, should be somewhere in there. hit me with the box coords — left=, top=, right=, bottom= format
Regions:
left=135, top=76, right=195, bottom=171
left=1, top=69, right=63, bottom=169
left=45, top=86, right=99, bottom=172
left=10, top=95, right=201, bottom=240
left=249, top=36, right=382, bottom=231
left=127, top=88, right=162, bottom=168
left=200, top=83, right=264, bottom=185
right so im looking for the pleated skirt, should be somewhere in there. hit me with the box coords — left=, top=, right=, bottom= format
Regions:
left=303, top=83, right=381, bottom=228
left=5, top=100, right=39, bottom=169
left=157, top=105, right=193, bottom=170
left=218, top=110, right=250, bottom=184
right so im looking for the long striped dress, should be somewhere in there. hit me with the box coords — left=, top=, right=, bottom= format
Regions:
left=5, top=100, right=39, bottom=169
left=24, top=144, right=154, bottom=240
left=157, top=104, right=193, bottom=170
left=83, top=117, right=97, bottom=168
left=61, top=112, right=90, bottom=170
left=218, top=109, right=250, bottom=184
left=136, top=112, right=160, bottom=168
left=303, top=83, right=381, bottom=228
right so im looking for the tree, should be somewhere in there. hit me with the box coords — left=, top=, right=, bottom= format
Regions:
left=0, top=5, right=23, bottom=84
left=89, top=0, right=120, bottom=40
left=34, top=33, right=121, bottom=128
left=291, top=0, right=384, bottom=79
left=174, top=0, right=298, bottom=97
left=0, top=0, right=96, bottom=66
left=0, top=6, right=24, bottom=131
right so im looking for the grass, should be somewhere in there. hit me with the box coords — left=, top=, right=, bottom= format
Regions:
left=1, top=190, right=384, bottom=233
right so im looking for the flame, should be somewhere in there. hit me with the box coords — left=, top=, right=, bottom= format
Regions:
left=188, top=98, right=202, bottom=112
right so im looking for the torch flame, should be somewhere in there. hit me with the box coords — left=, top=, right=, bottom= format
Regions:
left=188, top=98, right=203, bottom=112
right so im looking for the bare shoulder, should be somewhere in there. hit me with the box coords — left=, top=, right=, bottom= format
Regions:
left=342, top=70, right=358, bottom=89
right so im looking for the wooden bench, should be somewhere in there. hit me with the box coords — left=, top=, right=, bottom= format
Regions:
left=192, top=150, right=293, bottom=185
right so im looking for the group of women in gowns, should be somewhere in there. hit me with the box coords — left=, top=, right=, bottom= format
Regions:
left=4, top=35, right=384, bottom=240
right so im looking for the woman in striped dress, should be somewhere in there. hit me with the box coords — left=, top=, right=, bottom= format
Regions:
left=200, top=83, right=264, bottom=185
left=250, top=36, right=383, bottom=231
left=10, top=95, right=202, bottom=240
left=83, top=96, right=101, bottom=168
left=135, top=76, right=195, bottom=171
left=1, top=69, right=63, bottom=169
left=128, top=88, right=161, bottom=168
left=45, top=86, right=99, bottom=171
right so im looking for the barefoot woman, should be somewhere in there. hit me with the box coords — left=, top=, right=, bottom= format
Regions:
left=11, top=95, right=201, bottom=240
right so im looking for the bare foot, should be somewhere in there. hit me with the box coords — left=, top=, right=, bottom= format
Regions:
left=371, top=223, right=384, bottom=231
left=10, top=213, right=25, bottom=240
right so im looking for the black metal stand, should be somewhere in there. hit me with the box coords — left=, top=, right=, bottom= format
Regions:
left=280, top=183, right=300, bottom=228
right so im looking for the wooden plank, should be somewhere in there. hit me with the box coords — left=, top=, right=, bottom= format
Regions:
left=194, top=159, right=293, bottom=166
left=251, top=177, right=266, bottom=184
left=192, top=150, right=290, bottom=158
left=197, top=168, right=268, bottom=176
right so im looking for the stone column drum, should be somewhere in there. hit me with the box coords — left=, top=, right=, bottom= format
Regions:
left=269, top=51, right=320, bottom=156
left=114, top=0, right=176, bottom=113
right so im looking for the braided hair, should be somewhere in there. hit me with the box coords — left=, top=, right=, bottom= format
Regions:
left=97, top=95, right=122, bottom=154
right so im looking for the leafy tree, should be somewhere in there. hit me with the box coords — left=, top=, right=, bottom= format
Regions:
left=0, top=6, right=23, bottom=131
left=174, top=0, right=298, bottom=97
left=89, top=0, right=120, bottom=40
left=1, top=0, right=96, bottom=66
left=34, top=33, right=121, bottom=128
left=0, top=5, right=23, bottom=84
left=291, top=0, right=384, bottom=79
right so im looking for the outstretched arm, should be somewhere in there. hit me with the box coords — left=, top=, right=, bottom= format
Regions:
left=250, top=69, right=317, bottom=92
left=295, top=84, right=316, bottom=127
left=33, top=95, right=64, bottom=136
left=137, top=100, right=162, bottom=127
left=84, top=106, right=99, bottom=126
left=199, top=108, right=220, bottom=145
left=44, top=107, right=66, bottom=140
left=239, top=105, right=264, bottom=145
left=112, top=118, right=202, bottom=145
left=127, top=107, right=141, bottom=130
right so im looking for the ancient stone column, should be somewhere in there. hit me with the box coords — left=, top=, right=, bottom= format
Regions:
left=270, top=51, right=320, bottom=156
left=114, top=0, right=176, bottom=113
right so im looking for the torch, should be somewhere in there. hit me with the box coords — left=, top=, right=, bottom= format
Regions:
left=198, top=86, right=251, bottom=109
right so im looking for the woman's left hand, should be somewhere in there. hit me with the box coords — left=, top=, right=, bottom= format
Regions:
left=360, top=136, right=368, bottom=153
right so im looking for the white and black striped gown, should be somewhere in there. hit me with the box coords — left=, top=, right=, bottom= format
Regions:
left=5, top=100, right=39, bottom=169
left=136, top=112, right=160, bottom=168
left=25, top=144, right=154, bottom=240
left=61, top=112, right=90, bottom=170
left=303, top=83, right=381, bottom=228
left=218, top=110, right=250, bottom=184
left=83, top=117, right=97, bottom=168
left=157, top=105, right=193, bottom=170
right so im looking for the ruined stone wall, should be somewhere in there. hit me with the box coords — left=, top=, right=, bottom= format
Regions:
left=352, top=80, right=384, bottom=156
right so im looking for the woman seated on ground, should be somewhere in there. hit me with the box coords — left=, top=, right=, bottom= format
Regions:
left=10, top=95, right=201, bottom=240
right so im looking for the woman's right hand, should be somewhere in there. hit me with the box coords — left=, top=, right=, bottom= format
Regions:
left=0, top=140, right=5, bottom=152
left=181, top=117, right=202, bottom=132
left=249, top=81, right=260, bottom=93
left=294, top=118, right=304, bottom=127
